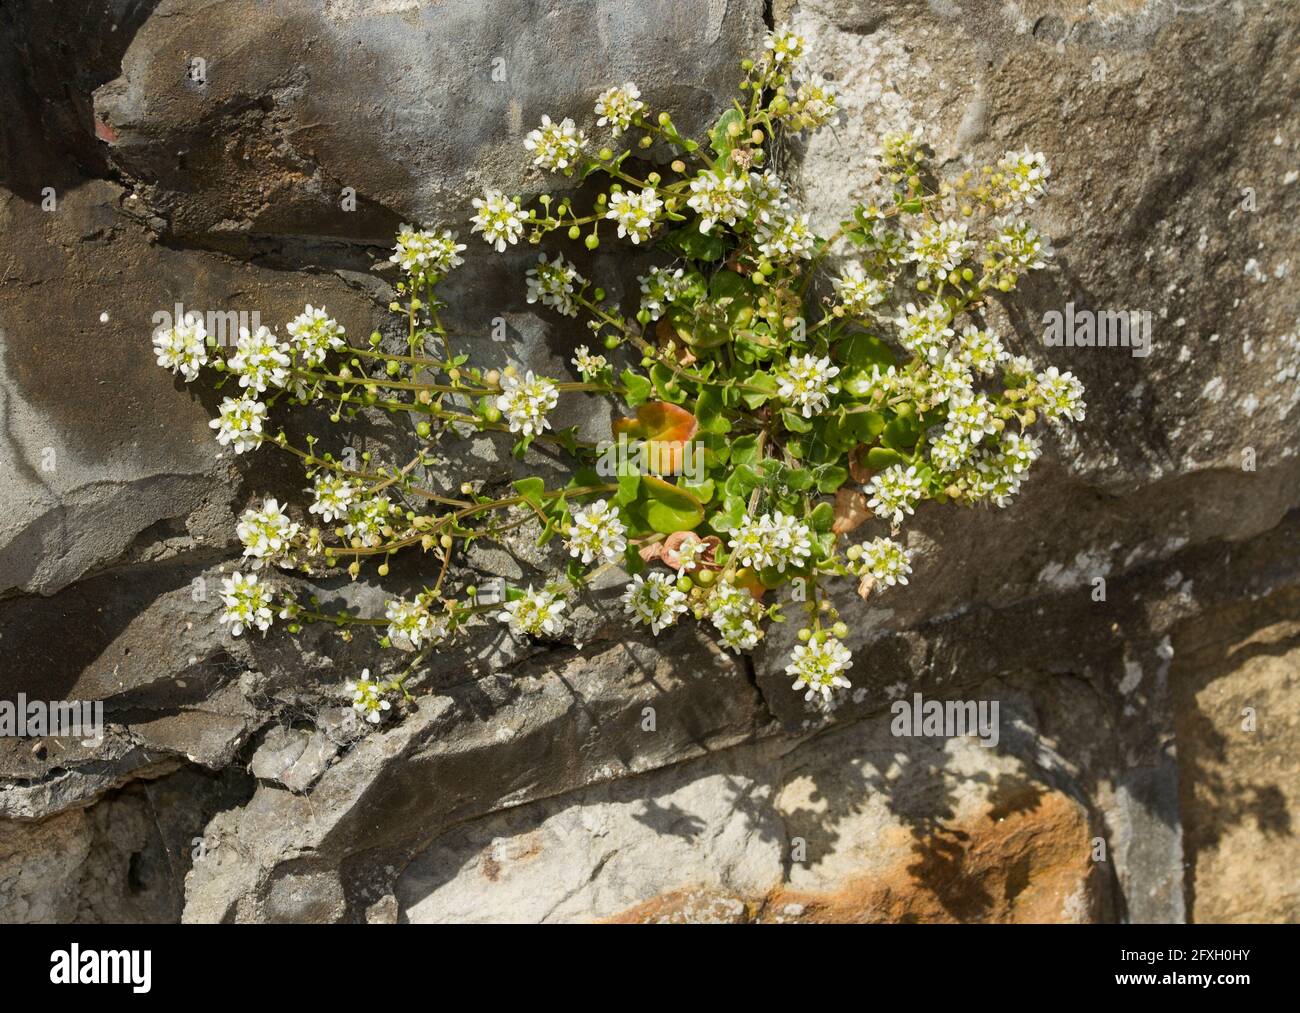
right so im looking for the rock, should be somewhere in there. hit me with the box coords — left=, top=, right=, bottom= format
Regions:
left=1173, top=594, right=1300, bottom=923
left=249, top=726, right=339, bottom=793
left=398, top=699, right=1103, bottom=923
left=92, top=0, right=767, bottom=251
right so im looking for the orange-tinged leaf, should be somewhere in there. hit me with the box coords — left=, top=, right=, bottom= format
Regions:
left=612, top=401, right=699, bottom=444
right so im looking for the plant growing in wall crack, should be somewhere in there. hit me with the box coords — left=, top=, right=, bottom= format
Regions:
left=153, top=27, right=1085, bottom=725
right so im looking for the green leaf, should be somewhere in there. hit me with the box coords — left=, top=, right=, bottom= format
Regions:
left=724, top=463, right=762, bottom=500
left=809, top=502, right=835, bottom=533
left=614, top=471, right=641, bottom=506
left=741, top=370, right=778, bottom=409
left=659, top=226, right=726, bottom=262
left=866, top=447, right=907, bottom=470
left=729, top=434, right=760, bottom=469
left=781, top=409, right=813, bottom=434
left=632, top=475, right=705, bottom=534
left=814, top=464, right=849, bottom=494
left=694, top=387, right=731, bottom=435
left=709, top=494, right=747, bottom=533
left=511, top=477, right=546, bottom=507
left=621, top=370, right=652, bottom=408
left=684, top=477, right=715, bottom=504
left=708, top=108, right=745, bottom=163
left=835, top=333, right=895, bottom=371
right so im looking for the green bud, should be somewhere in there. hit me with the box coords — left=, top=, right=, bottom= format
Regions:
left=567, top=225, right=581, bottom=240
left=797, top=627, right=812, bottom=642
left=369, top=331, right=383, bottom=347
left=602, top=334, right=621, bottom=350
left=416, top=421, right=431, bottom=438
left=585, top=233, right=600, bottom=250
left=832, top=621, right=848, bottom=639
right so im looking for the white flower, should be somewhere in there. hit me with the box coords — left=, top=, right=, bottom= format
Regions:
left=687, top=170, right=748, bottom=233
left=346, top=669, right=391, bottom=724
left=1003, top=354, right=1039, bottom=386
left=496, top=370, right=559, bottom=437
left=908, top=220, right=972, bottom=280
left=673, top=534, right=709, bottom=573
left=606, top=186, right=663, bottom=244
left=571, top=344, right=608, bottom=378
left=926, top=352, right=975, bottom=406
left=764, top=29, right=804, bottom=66
left=229, top=325, right=291, bottom=393
left=209, top=395, right=266, bottom=454
left=858, top=537, right=913, bottom=587
left=638, top=266, right=689, bottom=321
left=793, top=73, right=837, bottom=129
left=728, top=511, right=812, bottom=573
left=525, top=253, right=584, bottom=316
left=930, top=429, right=973, bottom=472
left=237, top=498, right=300, bottom=563
left=523, top=114, right=585, bottom=171
left=787, top=632, right=853, bottom=701
left=708, top=580, right=765, bottom=653
left=218, top=571, right=274, bottom=637
left=499, top=586, right=566, bottom=637
left=757, top=211, right=815, bottom=261
left=389, top=226, right=466, bottom=276
left=997, top=149, right=1050, bottom=204
left=153, top=316, right=208, bottom=381
left=866, top=464, right=924, bottom=526
left=385, top=597, right=440, bottom=651
left=622, top=572, right=688, bottom=635
left=1035, top=366, right=1087, bottom=423
left=470, top=190, right=527, bottom=252
left=968, top=456, right=1024, bottom=508
left=344, top=494, right=391, bottom=548
left=996, top=431, right=1041, bottom=474
left=777, top=353, right=840, bottom=418
left=307, top=471, right=356, bottom=523
left=957, top=325, right=1007, bottom=376
left=832, top=263, right=888, bottom=316
left=943, top=392, right=999, bottom=449
left=286, top=305, right=346, bottom=368
left=990, top=218, right=1053, bottom=271
left=745, top=171, right=789, bottom=224
left=594, top=83, right=645, bottom=135
left=565, top=498, right=627, bottom=564
left=894, top=302, right=954, bottom=364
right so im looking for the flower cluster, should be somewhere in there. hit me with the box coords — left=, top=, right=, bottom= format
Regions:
left=160, top=25, right=1086, bottom=723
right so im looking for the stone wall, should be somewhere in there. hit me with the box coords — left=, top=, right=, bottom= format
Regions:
left=0, top=0, right=1296, bottom=923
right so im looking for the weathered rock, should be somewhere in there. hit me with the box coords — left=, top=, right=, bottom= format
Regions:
left=398, top=697, right=1104, bottom=923
left=93, top=0, right=767, bottom=251
left=1173, top=592, right=1300, bottom=923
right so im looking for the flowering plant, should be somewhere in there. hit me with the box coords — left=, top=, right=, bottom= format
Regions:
left=154, top=28, right=1084, bottom=720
